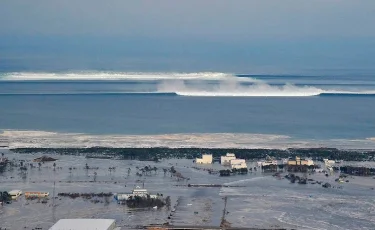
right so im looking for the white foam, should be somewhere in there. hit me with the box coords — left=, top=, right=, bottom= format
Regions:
left=1, top=71, right=240, bottom=81
left=0, top=130, right=292, bottom=149
left=157, top=80, right=324, bottom=97
left=2, top=130, right=375, bottom=149
left=2, top=71, right=375, bottom=97
left=158, top=80, right=375, bottom=97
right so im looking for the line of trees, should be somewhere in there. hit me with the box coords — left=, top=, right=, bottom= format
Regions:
left=122, top=195, right=171, bottom=208
left=333, top=166, right=375, bottom=176
left=219, top=168, right=248, bottom=176
left=11, top=147, right=375, bottom=161
left=0, top=191, right=11, bottom=204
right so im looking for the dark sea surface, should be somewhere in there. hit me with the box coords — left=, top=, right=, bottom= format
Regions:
left=0, top=72, right=374, bottom=143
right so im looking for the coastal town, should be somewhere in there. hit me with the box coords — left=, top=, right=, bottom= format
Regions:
left=1, top=148, right=375, bottom=229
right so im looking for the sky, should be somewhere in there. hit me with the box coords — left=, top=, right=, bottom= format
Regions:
left=1, top=0, right=375, bottom=74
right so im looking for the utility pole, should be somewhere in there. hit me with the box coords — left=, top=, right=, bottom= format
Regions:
left=220, top=196, right=230, bottom=229
left=52, top=181, right=56, bottom=206
left=52, top=180, right=56, bottom=223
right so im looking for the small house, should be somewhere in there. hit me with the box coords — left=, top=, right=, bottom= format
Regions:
left=196, top=154, right=213, bottom=164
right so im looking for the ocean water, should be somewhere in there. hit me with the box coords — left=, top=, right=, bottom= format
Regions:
left=0, top=72, right=374, bottom=148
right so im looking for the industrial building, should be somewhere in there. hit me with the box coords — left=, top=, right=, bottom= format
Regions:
left=219, top=153, right=247, bottom=169
left=196, top=154, right=213, bottom=164
left=287, top=156, right=314, bottom=166
left=220, top=153, right=236, bottom=166
left=230, top=159, right=247, bottom=169
left=114, top=186, right=158, bottom=201
left=49, top=219, right=120, bottom=230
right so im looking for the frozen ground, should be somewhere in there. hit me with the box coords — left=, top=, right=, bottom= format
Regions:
left=0, top=151, right=375, bottom=229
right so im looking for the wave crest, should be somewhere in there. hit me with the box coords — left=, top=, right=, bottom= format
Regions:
left=1, top=71, right=242, bottom=81
left=157, top=79, right=375, bottom=97
left=158, top=80, right=324, bottom=97
left=2, top=71, right=375, bottom=97
left=173, top=83, right=324, bottom=97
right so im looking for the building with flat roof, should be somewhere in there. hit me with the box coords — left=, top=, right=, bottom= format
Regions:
left=230, top=159, right=247, bottom=169
left=287, top=156, right=314, bottom=166
left=221, top=153, right=236, bottom=166
left=49, top=219, right=119, bottom=230
left=196, top=154, right=212, bottom=164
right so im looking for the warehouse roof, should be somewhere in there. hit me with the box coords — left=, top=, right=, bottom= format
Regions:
left=49, top=219, right=117, bottom=230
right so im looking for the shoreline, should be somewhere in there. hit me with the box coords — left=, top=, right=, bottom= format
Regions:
left=1, top=130, right=375, bottom=150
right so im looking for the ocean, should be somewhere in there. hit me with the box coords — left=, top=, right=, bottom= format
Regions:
left=0, top=72, right=375, bottom=149
left=1, top=72, right=375, bottom=230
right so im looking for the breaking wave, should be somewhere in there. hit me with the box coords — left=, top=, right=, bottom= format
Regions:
left=157, top=80, right=375, bottom=97
left=1, top=92, right=375, bottom=97
left=0, top=71, right=245, bottom=81
left=174, top=91, right=375, bottom=97
left=1, top=71, right=375, bottom=97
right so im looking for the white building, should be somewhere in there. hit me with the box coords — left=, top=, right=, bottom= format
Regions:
left=114, top=186, right=158, bottom=201
left=196, top=154, right=212, bottom=164
left=230, top=159, right=247, bottom=169
left=287, top=157, right=314, bottom=166
left=323, top=159, right=335, bottom=165
left=257, top=160, right=278, bottom=167
left=8, top=190, right=22, bottom=200
left=49, top=219, right=120, bottom=230
left=221, top=153, right=236, bottom=166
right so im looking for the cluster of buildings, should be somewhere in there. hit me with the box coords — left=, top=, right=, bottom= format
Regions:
left=3, top=190, right=50, bottom=202
left=287, top=156, right=314, bottom=166
left=196, top=153, right=248, bottom=169
left=257, top=156, right=315, bottom=167
left=221, top=153, right=247, bottom=169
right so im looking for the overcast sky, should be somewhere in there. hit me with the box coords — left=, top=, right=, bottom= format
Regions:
left=1, top=0, right=375, bottom=73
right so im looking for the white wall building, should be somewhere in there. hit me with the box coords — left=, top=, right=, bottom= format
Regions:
left=114, top=186, right=158, bottom=201
left=49, top=219, right=120, bottom=230
left=230, top=159, right=247, bottom=169
left=221, top=153, right=236, bottom=166
left=196, top=154, right=212, bottom=164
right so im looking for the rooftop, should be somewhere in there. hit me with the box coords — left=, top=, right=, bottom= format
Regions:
left=8, top=190, right=22, bottom=195
left=49, top=219, right=116, bottom=230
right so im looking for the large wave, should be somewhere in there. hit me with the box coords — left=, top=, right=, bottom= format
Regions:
left=1, top=71, right=375, bottom=97
left=0, top=71, right=243, bottom=81
left=157, top=79, right=375, bottom=97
